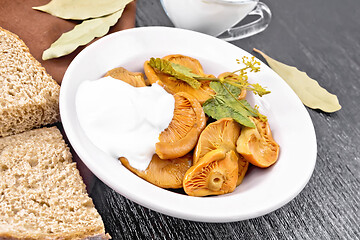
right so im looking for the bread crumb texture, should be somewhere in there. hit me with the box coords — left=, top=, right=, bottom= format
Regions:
left=0, top=127, right=107, bottom=240
left=0, top=27, right=60, bottom=138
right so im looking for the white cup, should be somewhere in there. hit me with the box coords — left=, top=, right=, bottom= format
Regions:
left=160, top=0, right=271, bottom=41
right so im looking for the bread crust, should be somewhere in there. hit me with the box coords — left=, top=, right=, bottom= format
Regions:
left=0, top=127, right=108, bottom=240
left=0, top=27, right=60, bottom=137
left=0, top=27, right=108, bottom=240
left=0, top=233, right=111, bottom=240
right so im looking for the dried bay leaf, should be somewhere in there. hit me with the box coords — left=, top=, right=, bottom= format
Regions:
left=253, top=48, right=341, bottom=113
left=42, top=10, right=123, bottom=60
left=33, top=0, right=133, bottom=20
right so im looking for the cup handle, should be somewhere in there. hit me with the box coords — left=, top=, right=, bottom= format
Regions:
left=217, top=2, right=272, bottom=41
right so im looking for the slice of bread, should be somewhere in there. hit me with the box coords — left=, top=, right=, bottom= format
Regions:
left=0, top=127, right=109, bottom=240
left=0, top=27, right=60, bottom=138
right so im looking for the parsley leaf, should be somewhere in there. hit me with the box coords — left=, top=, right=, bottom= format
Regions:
left=148, top=58, right=201, bottom=89
left=203, top=82, right=259, bottom=128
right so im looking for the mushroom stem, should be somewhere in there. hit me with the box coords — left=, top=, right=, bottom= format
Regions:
left=208, top=171, right=224, bottom=191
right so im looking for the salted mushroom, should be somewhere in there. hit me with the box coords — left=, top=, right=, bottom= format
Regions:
left=193, top=118, right=241, bottom=164
left=183, top=149, right=238, bottom=197
left=236, top=117, right=280, bottom=168
left=105, top=67, right=147, bottom=87
left=156, top=92, right=206, bottom=160
left=187, top=118, right=248, bottom=196
left=144, top=54, right=215, bottom=104
left=120, top=153, right=192, bottom=189
left=237, top=154, right=249, bottom=186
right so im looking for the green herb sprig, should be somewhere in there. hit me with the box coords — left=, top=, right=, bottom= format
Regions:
left=148, top=56, right=270, bottom=127
left=148, top=58, right=201, bottom=89
left=194, top=56, right=270, bottom=97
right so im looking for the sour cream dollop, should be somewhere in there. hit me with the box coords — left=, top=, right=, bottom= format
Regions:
left=76, top=76, right=175, bottom=171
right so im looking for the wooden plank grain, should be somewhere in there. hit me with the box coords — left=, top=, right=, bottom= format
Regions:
left=90, top=0, right=360, bottom=239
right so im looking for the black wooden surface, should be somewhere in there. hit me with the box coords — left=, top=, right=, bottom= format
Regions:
left=90, top=0, right=360, bottom=239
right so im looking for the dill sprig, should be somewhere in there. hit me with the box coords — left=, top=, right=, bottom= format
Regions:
left=195, top=56, right=270, bottom=97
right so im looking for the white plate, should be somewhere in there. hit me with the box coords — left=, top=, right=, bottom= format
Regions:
left=60, top=26, right=317, bottom=222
